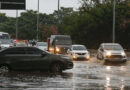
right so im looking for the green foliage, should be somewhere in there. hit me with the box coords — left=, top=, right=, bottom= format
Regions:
left=60, top=1, right=130, bottom=49
left=0, top=1, right=129, bottom=49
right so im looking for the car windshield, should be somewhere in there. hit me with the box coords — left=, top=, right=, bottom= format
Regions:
left=55, top=37, right=72, bottom=45
left=104, top=45, right=123, bottom=50
left=0, top=34, right=9, bottom=39
left=73, top=46, right=87, bottom=50
left=1, top=41, right=10, bottom=44
left=16, top=43, right=26, bottom=46
left=37, top=42, right=47, bottom=46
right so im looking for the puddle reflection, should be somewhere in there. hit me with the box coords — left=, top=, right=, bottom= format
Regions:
left=0, top=60, right=130, bottom=89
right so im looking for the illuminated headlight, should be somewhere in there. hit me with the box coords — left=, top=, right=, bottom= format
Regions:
left=106, top=51, right=111, bottom=56
left=86, top=54, right=90, bottom=59
left=72, top=54, right=77, bottom=59
left=56, top=47, right=60, bottom=52
left=121, top=52, right=125, bottom=56
left=49, top=47, right=54, bottom=51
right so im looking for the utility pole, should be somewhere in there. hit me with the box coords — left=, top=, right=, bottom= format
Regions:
left=58, top=0, right=60, bottom=24
left=16, top=10, right=18, bottom=39
left=112, top=0, right=116, bottom=43
left=37, top=0, right=39, bottom=41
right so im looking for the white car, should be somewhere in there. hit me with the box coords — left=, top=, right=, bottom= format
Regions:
left=68, top=45, right=90, bottom=60
left=36, top=42, right=47, bottom=51
left=0, top=40, right=13, bottom=49
left=97, top=43, right=127, bottom=62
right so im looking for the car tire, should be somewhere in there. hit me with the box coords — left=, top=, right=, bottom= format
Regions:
left=123, top=60, right=127, bottom=63
left=0, top=65, right=10, bottom=73
left=97, top=54, right=103, bottom=60
left=50, top=63, right=62, bottom=73
left=100, top=55, right=104, bottom=60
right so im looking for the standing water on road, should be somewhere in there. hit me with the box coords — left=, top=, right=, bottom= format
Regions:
left=0, top=58, right=130, bottom=90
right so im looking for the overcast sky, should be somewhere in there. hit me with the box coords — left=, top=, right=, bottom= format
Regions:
left=0, top=0, right=81, bottom=17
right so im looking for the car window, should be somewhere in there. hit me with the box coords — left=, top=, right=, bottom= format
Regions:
left=4, top=48, right=26, bottom=54
left=25, top=48, right=43, bottom=54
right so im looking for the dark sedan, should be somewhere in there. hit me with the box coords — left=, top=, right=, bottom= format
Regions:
left=0, top=47, right=73, bottom=73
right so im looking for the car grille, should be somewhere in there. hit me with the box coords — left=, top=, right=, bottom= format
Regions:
left=77, top=53, right=86, bottom=55
left=60, top=47, right=69, bottom=54
left=108, top=55, right=123, bottom=58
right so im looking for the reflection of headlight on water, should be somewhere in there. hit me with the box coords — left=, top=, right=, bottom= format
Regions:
left=105, top=76, right=111, bottom=89
left=120, top=66, right=126, bottom=71
left=106, top=77, right=110, bottom=81
left=106, top=66, right=111, bottom=71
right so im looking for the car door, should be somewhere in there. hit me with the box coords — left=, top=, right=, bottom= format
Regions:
left=25, top=47, right=50, bottom=70
left=3, top=47, right=31, bottom=70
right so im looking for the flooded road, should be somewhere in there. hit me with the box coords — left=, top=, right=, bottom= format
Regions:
left=0, top=57, right=130, bottom=90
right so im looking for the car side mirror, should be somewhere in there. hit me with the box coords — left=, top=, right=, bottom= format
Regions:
left=124, top=49, right=127, bottom=51
left=100, top=48, right=104, bottom=52
left=41, top=53, right=47, bottom=57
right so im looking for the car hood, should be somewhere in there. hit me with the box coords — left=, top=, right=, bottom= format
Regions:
left=72, top=50, right=89, bottom=53
left=1, top=44, right=10, bottom=47
left=49, top=54, right=72, bottom=62
left=38, top=46, right=47, bottom=50
left=105, top=50, right=125, bottom=55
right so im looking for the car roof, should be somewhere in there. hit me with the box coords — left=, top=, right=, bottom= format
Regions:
left=0, top=32, right=8, bottom=34
left=1, top=47, right=37, bottom=50
left=101, top=43, right=120, bottom=46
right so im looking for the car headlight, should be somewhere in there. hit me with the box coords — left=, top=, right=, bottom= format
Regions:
left=49, top=47, right=54, bottom=51
left=72, top=53, right=77, bottom=59
left=56, top=47, right=60, bottom=52
left=121, top=52, right=125, bottom=56
left=86, top=54, right=90, bottom=59
left=106, top=51, right=111, bottom=56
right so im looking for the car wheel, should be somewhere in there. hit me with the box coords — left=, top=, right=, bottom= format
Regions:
left=96, top=54, right=100, bottom=60
left=0, top=65, right=10, bottom=73
left=97, top=54, right=103, bottom=60
left=123, top=60, right=127, bottom=63
left=50, top=63, right=62, bottom=73
left=100, top=55, right=104, bottom=60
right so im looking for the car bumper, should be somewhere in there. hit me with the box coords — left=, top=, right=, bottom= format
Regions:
left=72, top=54, right=90, bottom=60
left=63, top=62, right=73, bottom=70
left=104, top=57, right=127, bottom=62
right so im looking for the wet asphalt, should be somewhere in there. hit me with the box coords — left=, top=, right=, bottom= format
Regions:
left=0, top=57, right=130, bottom=90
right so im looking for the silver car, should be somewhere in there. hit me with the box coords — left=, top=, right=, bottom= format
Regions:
left=68, top=45, right=90, bottom=60
left=97, top=43, right=127, bottom=62
left=36, top=42, right=47, bottom=51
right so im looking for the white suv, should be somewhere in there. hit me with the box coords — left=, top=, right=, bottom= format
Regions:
left=97, top=43, right=127, bottom=62
left=67, top=45, right=90, bottom=60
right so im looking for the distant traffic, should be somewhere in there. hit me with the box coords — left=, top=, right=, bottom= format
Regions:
left=0, top=32, right=128, bottom=73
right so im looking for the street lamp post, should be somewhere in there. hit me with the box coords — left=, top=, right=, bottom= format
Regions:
left=16, top=10, right=18, bottom=39
left=112, top=0, right=116, bottom=43
left=58, top=0, right=60, bottom=12
left=37, top=0, right=39, bottom=41
left=58, top=0, right=60, bottom=24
